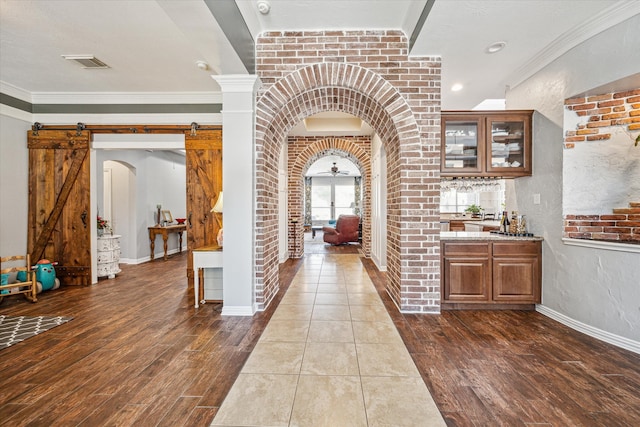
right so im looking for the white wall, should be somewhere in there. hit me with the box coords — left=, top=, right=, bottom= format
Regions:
left=506, top=14, right=640, bottom=346
left=279, top=144, right=288, bottom=263
left=103, top=160, right=137, bottom=262
left=0, top=114, right=30, bottom=257
left=370, top=134, right=387, bottom=271
left=96, top=150, right=187, bottom=262
left=563, top=108, right=640, bottom=214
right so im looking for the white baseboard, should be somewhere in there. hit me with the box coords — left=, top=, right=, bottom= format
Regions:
left=536, top=305, right=640, bottom=354
left=221, top=305, right=255, bottom=316
left=119, top=246, right=187, bottom=265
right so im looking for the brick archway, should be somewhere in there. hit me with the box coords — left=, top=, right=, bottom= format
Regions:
left=255, top=61, right=438, bottom=313
left=289, top=137, right=372, bottom=258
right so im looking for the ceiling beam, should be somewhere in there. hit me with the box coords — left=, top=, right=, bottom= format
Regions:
left=204, top=0, right=256, bottom=74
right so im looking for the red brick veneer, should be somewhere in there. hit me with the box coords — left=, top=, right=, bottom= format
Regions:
left=254, top=30, right=441, bottom=312
left=563, top=214, right=640, bottom=243
left=564, top=89, right=640, bottom=148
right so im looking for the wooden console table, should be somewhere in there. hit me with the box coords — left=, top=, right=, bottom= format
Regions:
left=148, top=224, right=186, bottom=260
left=192, top=244, right=222, bottom=308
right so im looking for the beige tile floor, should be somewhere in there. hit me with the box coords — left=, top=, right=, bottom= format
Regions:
left=211, top=253, right=445, bottom=427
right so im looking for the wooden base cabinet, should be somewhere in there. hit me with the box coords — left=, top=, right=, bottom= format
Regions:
left=442, top=243, right=491, bottom=302
left=492, top=242, right=541, bottom=303
left=442, top=240, right=541, bottom=309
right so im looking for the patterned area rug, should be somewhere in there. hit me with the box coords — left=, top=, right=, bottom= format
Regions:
left=0, top=315, right=72, bottom=349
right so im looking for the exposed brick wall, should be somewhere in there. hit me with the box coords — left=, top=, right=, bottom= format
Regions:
left=253, top=30, right=441, bottom=312
left=563, top=213, right=640, bottom=244
left=287, top=136, right=372, bottom=258
left=562, top=89, right=640, bottom=245
left=564, top=89, right=640, bottom=149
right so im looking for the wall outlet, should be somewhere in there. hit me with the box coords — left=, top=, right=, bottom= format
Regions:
left=533, top=193, right=541, bottom=205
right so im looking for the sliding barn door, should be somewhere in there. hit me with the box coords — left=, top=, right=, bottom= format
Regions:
left=27, top=130, right=91, bottom=285
left=185, top=129, right=222, bottom=288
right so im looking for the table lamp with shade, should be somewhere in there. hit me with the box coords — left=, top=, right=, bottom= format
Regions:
left=211, top=191, right=223, bottom=246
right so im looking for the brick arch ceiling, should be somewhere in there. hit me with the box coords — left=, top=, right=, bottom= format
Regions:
left=293, top=139, right=370, bottom=178
left=254, top=62, right=421, bottom=310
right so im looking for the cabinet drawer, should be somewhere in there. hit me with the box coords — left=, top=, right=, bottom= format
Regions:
left=443, top=242, right=490, bottom=257
left=493, top=241, right=540, bottom=256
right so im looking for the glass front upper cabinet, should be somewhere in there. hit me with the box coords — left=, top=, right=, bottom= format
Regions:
left=441, top=111, right=533, bottom=177
left=441, top=115, right=484, bottom=175
left=485, top=113, right=532, bottom=175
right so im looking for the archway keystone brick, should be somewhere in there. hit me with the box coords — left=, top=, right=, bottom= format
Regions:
left=254, top=31, right=441, bottom=313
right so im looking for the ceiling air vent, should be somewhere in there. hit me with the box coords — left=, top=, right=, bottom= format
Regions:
left=62, top=55, right=110, bottom=69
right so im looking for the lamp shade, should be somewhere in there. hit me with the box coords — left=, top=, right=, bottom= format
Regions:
left=211, top=191, right=223, bottom=213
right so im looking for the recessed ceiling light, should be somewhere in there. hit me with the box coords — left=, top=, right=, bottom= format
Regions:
left=195, top=60, right=209, bottom=71
left=451, top=83, right=463, bottom=92
left=486, top=41, right=507, bottom=54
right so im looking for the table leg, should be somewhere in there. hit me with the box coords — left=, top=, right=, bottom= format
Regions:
left=163, top=234, right=169, bottom=260
left=194, top=267, right=200, bottom=308
left=149, top=232, right=155, bottom=260
left=178, top=231, right=183, bottom=254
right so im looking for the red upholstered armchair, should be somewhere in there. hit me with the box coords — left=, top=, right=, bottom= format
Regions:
left=322, top=215, right=360, bottom=245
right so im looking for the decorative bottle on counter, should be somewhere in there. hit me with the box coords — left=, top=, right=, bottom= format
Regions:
left=501, top=211, right=510, bottom=233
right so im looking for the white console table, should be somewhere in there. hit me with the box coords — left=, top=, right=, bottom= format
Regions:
left=192, top=244, right=222, bottom=308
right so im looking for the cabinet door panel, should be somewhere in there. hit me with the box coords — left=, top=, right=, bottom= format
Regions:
left=492, top=257, right=540, bottom=302
left=485, top=113, right=532, bottom=176
left=441, top=115, right=484, bottom=175
left=443, top=257, right=491, bottom=302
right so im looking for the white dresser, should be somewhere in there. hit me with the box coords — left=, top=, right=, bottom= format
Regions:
left=97, top=234, right=121, bottom=279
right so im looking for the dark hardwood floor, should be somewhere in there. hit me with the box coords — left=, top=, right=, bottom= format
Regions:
left=0, top=249, right=638, bottom=426
left=363, top=259, right=640, bottom=427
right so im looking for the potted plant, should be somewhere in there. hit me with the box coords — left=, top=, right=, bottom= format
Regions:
left=97, top=216, right=111, bottom=237
left=465, top=204, right=482, bottom=217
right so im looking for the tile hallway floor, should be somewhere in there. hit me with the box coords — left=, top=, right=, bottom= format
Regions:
left=211, top=253, right=445, bottom=426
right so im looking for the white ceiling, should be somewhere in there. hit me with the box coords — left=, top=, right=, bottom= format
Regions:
left=1, top=0, right=636, bottom=111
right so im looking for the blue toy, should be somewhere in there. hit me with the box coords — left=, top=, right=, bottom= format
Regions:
left=17, top=259, right=60, bottom=293
left=34, top=260, right=57, bottom=291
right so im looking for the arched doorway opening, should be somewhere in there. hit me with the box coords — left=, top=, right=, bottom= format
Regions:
left=303, top=154, right=363, bottom=247
left=289, top=139, right=372, bottom=259
left=102, top=160, right=136, bottom=263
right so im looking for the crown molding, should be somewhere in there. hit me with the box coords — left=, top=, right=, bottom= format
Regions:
left=0, top=81, right=223, bottom=105
left=30, top=91, right=223, bottom=105
left=0, top=81, right=33, bottom=103
left=507, top=1, right=640, bottom=90
left=0, top=104, right=32, bottom=122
